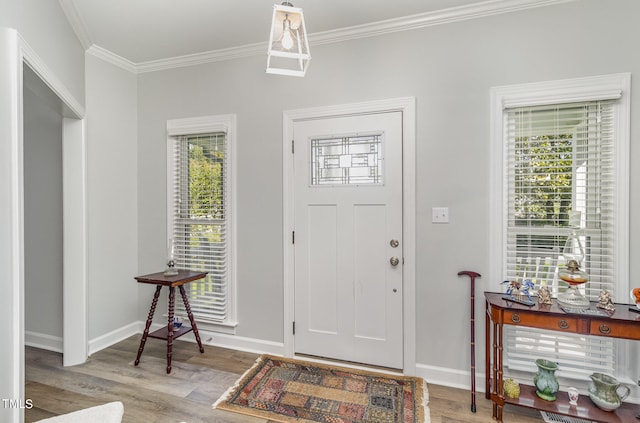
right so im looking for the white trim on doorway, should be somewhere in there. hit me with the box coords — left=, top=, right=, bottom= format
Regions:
left=19, top=35, right=89, bottom=368
left=2, top=29, right=88, bottom=423
left=0, top=27, right=24, bottom=423
left=282, top=97, right=416, bottom=375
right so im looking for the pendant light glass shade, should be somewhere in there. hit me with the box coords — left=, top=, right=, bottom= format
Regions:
left=266, top=2, right=310, bottom=77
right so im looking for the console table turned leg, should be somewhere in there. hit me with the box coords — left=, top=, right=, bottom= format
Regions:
left=135, top=285, right=162, bottom=366
left=180, top=285, right=204, bottom=353
left=485, top=300, right=491, bottom=400
left=497, top=321, right=505, bottom=421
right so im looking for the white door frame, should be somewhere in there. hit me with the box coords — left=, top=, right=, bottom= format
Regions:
left=20, top=36, right=88, bottom=368
left=1, top=28, right=88, bottom=422
left=283, top=97, right=416, bottom=374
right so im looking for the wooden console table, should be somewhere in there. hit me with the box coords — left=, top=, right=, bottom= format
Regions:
left=485, top=292, right=640, bottom=422
left=134, top=270, right=207, bottom=373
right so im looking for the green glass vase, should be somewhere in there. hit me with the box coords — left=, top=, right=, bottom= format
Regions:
left=533, top=359, right=559, bottom=401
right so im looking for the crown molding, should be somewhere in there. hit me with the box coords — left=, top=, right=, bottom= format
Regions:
left=58, top=0, right=92, bottom=49
left=86, top=44, right=137, bottom=73
left=309, top=0, right=576, bottom=46
left=136, top=42, right=267, bottom=73
left=82, top=0, right=577, bottom=74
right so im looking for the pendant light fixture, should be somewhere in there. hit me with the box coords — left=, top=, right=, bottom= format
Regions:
left=266, top=2, right=310, bottom=76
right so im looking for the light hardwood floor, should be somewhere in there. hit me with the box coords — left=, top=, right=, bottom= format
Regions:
left=25, top=336, right=544, bottom=422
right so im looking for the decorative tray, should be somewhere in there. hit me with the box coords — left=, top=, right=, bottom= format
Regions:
left=502, top=294, right=535, bottom=306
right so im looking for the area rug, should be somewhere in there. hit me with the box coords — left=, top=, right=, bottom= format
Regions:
left=213, top=354, right=430, bottom=423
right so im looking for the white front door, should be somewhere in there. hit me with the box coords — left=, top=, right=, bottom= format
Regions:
left=293, top=111, right=403, bottom=369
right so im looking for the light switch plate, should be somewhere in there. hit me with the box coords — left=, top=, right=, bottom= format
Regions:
left=432, top=207, right=449, bottom=223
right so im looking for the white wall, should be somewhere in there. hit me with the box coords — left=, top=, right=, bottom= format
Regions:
left=0, top=0, right=85, bottom=105
left=85, top=53, right=139, bottom=341
left=0, top=0, right=638, bottom=415
left=23, top=65, right=64, bottom=346
left=137, top=0, right=640, bottom=385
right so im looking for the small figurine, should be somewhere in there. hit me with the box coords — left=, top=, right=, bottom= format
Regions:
left=502, top=279, right=535, bottom=306
left=504, top=378, right=521, bottom=399
left=502, top=280, right=521, bottom=296
left=631, top=288, right=640, bottom=309
left=538, top=285, right=552, bottom=305
left=520, top=280, right=535, bottom=302
left=596, top=289, right=615, bottom=312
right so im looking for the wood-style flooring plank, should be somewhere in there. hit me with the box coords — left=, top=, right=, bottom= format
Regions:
left=427, top=383, right=543, bottom=422
left=26, top=336, right=545, bottom=422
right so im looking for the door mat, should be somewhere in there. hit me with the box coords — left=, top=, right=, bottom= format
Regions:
left=213, top=354, right=430, bottom=423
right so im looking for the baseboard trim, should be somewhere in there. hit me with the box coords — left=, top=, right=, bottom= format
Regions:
left=88, top=322, right=140, bottom=356
left=87, top=321, right=285, bottom=357
left=25, top=331, right=63, bottom=353
left=416, top=362, right=486, bottom=393
left=87, top=321, right=492, bottom=393
left=163, top=324, right=285, bottom=356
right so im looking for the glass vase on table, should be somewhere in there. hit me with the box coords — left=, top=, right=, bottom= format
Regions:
left=556, top=212, right=589, bottom=309
left=164, top=238, right=179, bottom=276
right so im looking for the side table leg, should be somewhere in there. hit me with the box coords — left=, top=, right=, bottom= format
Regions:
left=180, top=285, right=204, bottom=353
left=135, top=285, right=162, bottom=366
left=166, top=286, right=175, bottom=374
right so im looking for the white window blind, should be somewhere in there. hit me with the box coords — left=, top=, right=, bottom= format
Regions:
left=169, top=132, right=229, bottom=323
left=503, top=100, right=616, bottom=381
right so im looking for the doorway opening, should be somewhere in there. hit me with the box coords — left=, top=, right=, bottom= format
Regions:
left=20, top=56, right=88, bottom=368
left=23, top=64, right=64, bottom=353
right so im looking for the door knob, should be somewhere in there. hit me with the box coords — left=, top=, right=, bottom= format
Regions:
left=390, top=257, right=399, bottom=267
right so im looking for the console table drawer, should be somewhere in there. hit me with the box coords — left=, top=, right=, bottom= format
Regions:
left=589, top=320, right=640, bottom=339
left=504, top=310, right=578, bottom=332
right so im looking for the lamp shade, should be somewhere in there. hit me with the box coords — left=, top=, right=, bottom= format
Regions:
left=266, top=2, right=310, bottom=77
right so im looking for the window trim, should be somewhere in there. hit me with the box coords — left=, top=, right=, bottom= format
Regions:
left=166, top=114, right=238, bottom=333
left=489, top=74, right=631, bottom=384
left=490, top=73, right=630, bottom=299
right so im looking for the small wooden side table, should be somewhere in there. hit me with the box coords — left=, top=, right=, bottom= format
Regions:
left=134, top=270, right=207, bottom=373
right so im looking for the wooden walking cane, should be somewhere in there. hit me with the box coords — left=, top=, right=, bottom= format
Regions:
left=458, top=270, right=481, bottom=413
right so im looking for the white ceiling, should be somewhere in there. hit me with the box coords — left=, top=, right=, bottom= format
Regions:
left=60, top=0, right=490, bottom=64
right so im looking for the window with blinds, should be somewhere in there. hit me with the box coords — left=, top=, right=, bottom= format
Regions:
left=168, top=131, right=229, bottom=323
left=505, top=102, right=614, bottom=297
left=503, top=100, right=616, bottom=381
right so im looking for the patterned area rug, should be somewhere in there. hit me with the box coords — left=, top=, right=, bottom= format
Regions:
left=213, top=354, right=430, bottom=423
